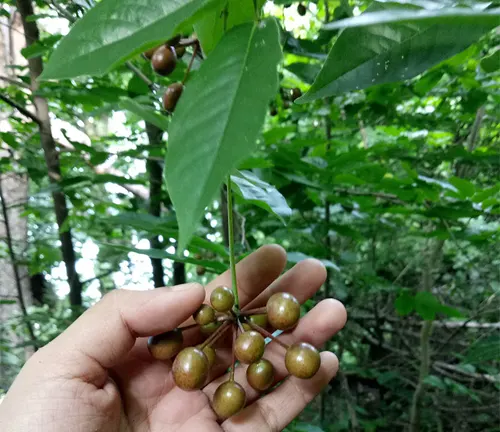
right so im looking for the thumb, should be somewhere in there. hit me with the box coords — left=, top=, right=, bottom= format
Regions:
left=47, top=283, right=205, bottom=370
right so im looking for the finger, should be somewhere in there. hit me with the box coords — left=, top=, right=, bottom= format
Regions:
left=204, top=299, right=346, bottom=399
left=205, top=244, right=287, bottom=307
left=243, top=258, right=327, bottom=311
left=222, top=352, right=339, bottom=432
left=48, top=283, right=205, bottom=373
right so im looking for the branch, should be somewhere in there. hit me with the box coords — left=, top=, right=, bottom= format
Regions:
left=0, top=176, right=37, bottom=348
left=333, top=187, right=404, bottom=204
left=0, top=75, right=30, bottom=89
left=0, top=94, right=41, bottom=124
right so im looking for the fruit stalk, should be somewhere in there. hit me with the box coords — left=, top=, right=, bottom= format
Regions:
left=226, top=175, right=240, bottom=310
left=240, top=306, right=267, bottom=316
left=182, top=43, right=198, bottom=85
left=246, top=321, right=290, bottom=350
left=230, top=325, right=236, bottom=381
left=199, top=320, right=231, bottom=350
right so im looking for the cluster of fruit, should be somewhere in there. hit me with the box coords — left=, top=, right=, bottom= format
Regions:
left=148, top=287, right=321, bottom=420
left=270, top=87, right=302, bottom=116
left=144, top=35, right=193, bottom=112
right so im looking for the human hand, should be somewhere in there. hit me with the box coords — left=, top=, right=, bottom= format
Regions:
left=0, top=245, right=346, bottom=432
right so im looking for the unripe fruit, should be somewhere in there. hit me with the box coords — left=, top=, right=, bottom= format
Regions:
left=248, top=313, right=268, bottom=329
left=147, top=329, right=183, bottom=360
left=175, top=45, right=186, bottom=58
left=234, top=330, right=265, bottom=364
left=172, top=347, right=209, bottom=390
left=200, top=321, right=221, bottom=335
left=297, top=3, right=306, bottom=15
left=212, top=381, right=246, bottom=420
left=201, top=345, right=216, bottom=368
left=247, top=358, right=275, bottom=391
left=285, top=342, right=321, bottom=379
left=193, top=304, right=215, bottom=326
left=291, top=87, right=302, bottom=101
left=163, top=82, right=183, bottom=112
left=210, top=286, right=234, bottom=312
left=266, top=292, right=300, bottom=330
left=151, top=45, right=177, bottom=76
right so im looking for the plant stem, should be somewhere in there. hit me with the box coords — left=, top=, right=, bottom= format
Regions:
left=199, top=320, right=231, bottom=350
left=246, top=322, right=289, bottom=350
left=226, top=175, right=240, bottom=310
left=240, top=307, right=267, bottom=316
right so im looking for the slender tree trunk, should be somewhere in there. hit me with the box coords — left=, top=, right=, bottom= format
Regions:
left=16, top=0, right=82, bottom=306
left=145, top=123, right=165, bottom=288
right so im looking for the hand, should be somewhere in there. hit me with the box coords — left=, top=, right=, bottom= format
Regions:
left=0, top=245, right=346, bottom=432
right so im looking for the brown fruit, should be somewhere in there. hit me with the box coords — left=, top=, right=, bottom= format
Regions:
left=285, top=342, right=321, bottom=379
left=266, top=292, right=300, bottom=330
left=200, top=321, right=221, bottom=335
left=175, top=45, right=186, bottom=58
left=147, top=329, right=183, bottom=360
left=297, top=3, right=306, bottom=15
left=201, top=345, right=216, bottom=368
left=172, top=347, right=209, bottom=390
left=212, top=381, right=246, bottom=420
left=247, top=358, right=275, bottom=391
left=234, top=330, right=265, bottom=364
left=291, top=87, right=302, bottom=101
left=196, top=265, right=206, bottom=276
left=210, top=286, right=234, bottom=312
left=193, top=304, right=215, bottom=326
left=163, top=82, right=184, bottom=112
left=248, top=313, right=269, bottom=329
left=144, top=45, right=160, bottom=59
left=151, top=45, right=177, bottom=76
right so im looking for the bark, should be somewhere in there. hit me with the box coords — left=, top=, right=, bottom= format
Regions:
left=145, top=122, right=165, bottom=288
left=16, top=0, right=82, bottom=306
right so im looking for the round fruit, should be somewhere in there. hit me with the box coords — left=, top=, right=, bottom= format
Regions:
left=247, top=358, right=275, bottom=391
left=212, top=380, right=246, bottom=420
left=144, top=45, right=160, bottom=59
left=163, top=82, right=184, bottom=112
left=151, top=45, right=177, bottom=76
left=210, top=286, right=234, bottom=312
left=291, top=87, right=302, bottom=101
left=147, top=329, right=183, bottom=360
left=248, top=313, right=269, bottom=329
left=175, top=45, right=186, bottom=58
left=242, top=323, right=252, bottom=332
left=202, top=345, right=216, bottom=368
left=234, top=330, right=265, bottom=364
left=266, top=292, right=300, bottom=330
left=193, top=304, right=215, bottom=326
left=196, top=265, right=206, bottom=276
left=172, top=347, right=209, bottom=390
left=200, top=321, right=222, bottom=335
left=297, top=3, right=306, bottom=16
left=285, top=342, right=321, bottom=379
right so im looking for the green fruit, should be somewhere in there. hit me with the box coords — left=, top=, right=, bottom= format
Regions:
left=212, top=380, right=246, bottom=420
left=285, top=342, right=321, bottom=379
left=193, top=304, right=215, bottom=326
left=200, top=321, right=222, bottom=335
left=248, top=313, right=269, bottom=328
left=297, top=3, right=306, bottom=16
left=147, top=329, right=183, bottom=360
left=201, top=345, right=216, bottom=368
left=246, top=358, right=275, bottom=391
left=151, top=45, right=177, bottom=76
left=210, top=286, right=234, bottom=312
left=234, top=330, right=265, bottom=364
left=266, top=292, right=300, bottom=330
left=163, top=82, right=184, bottom=112
left=172, top=347, right=209, bottom=390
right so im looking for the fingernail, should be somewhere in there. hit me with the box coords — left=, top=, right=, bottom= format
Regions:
left=171, top=283, right=202, bottom=292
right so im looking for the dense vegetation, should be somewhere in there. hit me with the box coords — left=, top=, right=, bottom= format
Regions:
left=0, top=0, right=499, bottom=430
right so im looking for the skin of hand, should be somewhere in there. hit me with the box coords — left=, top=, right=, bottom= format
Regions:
left=0, top=245, right=347, bottom=432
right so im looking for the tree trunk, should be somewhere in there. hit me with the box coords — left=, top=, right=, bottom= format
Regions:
left=15, top=0, right=82, bottom=306
left=145, top=122, right=165, bottom=288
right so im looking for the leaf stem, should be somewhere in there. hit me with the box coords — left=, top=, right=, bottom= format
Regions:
left=226, top=175, right=240, bottom=310
left=246, top=321, right=289, bottom=350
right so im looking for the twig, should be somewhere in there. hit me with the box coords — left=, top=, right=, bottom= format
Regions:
left=240, top=306, right=267, bottom=315
left=182, top=43, right=198, bottom=85
left=0, top=94, right=41, bottom=124
left=125, top=61, right=157, bottom=91
left=0, top=75, right=30, bottom=89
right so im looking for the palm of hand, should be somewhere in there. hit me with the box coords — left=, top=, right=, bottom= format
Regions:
left=0, top=246, right=346, bottom=432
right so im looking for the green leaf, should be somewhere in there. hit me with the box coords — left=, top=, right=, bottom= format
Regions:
left=0, top=300, right=17, bottom=305
left=448, top=177, right=476, bottom=198
left=424, top=374, right=446, bottom=390
left=480, top=49, right=500, bottom=73
left=414, top=291, right=440, bottom=320
left=231, top=170, right=291, bottom=222
left=286, top=62, right=321, bottom=84
left=298, top=3, right=500, bottom=103
left=21, top=34, right=62, bottom=59
left=194, top=0, right=265, bottom=54
left=465, top=336, right=500, bottom=364
left=165, top=19, right=282, bottom=250
left=395, top=291, right=414, bottom=316
left=287, top=251, right=340, bottom=271
left=40, top=0, right=217, bottom=80
left=120, top=98, right=170, bottom=131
